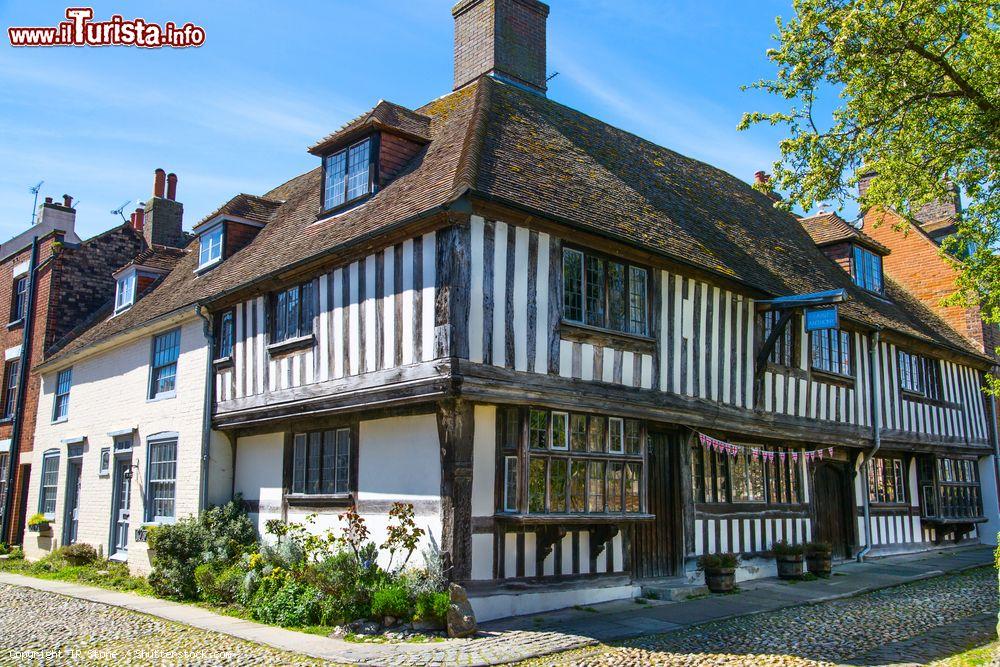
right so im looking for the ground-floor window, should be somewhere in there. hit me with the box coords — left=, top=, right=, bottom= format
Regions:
left=498, top=407, right=645, bottom=515
left=919, top=456, right=982, bottom=519
left=691, top=442, right=802, bottom=505
left=867, top=457, right=906, bottom=504
left=39, top=450, right=59, bottom=518
left=146, top=437, right=177, bottom=522
left=292, top=428, right=351, bottom=495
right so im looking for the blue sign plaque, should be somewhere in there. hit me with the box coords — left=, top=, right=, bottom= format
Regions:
left=805, top=306, right=839, bottom=332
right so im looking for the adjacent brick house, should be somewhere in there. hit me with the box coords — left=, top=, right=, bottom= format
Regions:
left=0, top=171, right=186, bottom=545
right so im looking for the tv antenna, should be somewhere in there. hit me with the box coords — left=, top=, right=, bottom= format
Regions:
left=546, top=71, right=559, bottom=83
left=111, top=200, right=132, bottom=223
left=28, top=181, right=43, bottom=224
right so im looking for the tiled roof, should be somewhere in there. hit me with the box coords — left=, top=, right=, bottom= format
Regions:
left=194, top=193, right=283, bottom=230
left=44, top=76, right=989, bottom=366
left=115, top=245, right=188, bottom=275
left=799, top=212, right=890, bottom=255
left=307, top=100, right=432, bottom=155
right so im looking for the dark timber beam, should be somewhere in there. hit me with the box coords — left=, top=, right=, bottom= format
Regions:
left=437, top=398, right=474, bottom=582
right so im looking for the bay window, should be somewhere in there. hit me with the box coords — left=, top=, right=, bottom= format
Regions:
left=920, top=456, right=983, bottom=519
left=562, top=248, right=649, bottom=336
left=499, top=407, right=645, bottom=515
left=692, top=443, right=802, bottom=504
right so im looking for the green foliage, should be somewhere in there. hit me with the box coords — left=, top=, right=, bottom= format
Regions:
left=195, top=562, right=245, bottom=606
left=740, top=0, right=998, bottom=342
left=7, top=546, right=23, bottom=560
left=27, top=513, right=49, bottom=527
left=303, top=545, right=386, bottom=623
left=58, top=543, right=98, bottom=565
left=247, top=568, right=323, bottom=627
left=371, top=584, right=412, bottom=620
left=696, top=552, right=740, bottom=571
left=413, top=591, right=450, bottom=623
left=771, top=540, right=805, bottom=557
left=381, top=502, right=425, bottom=573
left=147, top=498, right=256, bottom=600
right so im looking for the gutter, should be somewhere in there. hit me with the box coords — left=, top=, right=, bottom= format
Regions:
left=858, top=328, right=882, bottom=562
left=1, top=238, right=42, bottom=542
left=194, top=305, right=215, bottom=512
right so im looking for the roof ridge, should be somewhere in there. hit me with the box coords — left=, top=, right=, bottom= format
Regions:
left=451, top=77, right=492, bottom=199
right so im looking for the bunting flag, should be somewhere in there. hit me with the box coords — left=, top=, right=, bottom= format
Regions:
left=697, top=432, right=836, bottom=463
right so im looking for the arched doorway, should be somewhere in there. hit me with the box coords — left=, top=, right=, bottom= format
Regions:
left=813, top=461, right=853, bottom=559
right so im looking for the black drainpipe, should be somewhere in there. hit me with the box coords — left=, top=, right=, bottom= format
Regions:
left=2, top=237, right=40, bottom=543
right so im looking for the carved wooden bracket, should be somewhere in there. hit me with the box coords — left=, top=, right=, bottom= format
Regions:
left=536, top=525, right=567, bottom=562
left=589, top=524, right=619, bottom=561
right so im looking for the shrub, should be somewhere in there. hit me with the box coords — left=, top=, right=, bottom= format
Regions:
left=371, top=584, right=412, bottom=620
left=7, top=546, right=23, bottom=560
left=771, top=540, right=804, bottom=557
left=804, top=541, right=832, bottom=556
left=413, top=591, right=450, bottom=623
left=696, top=552, right=740, bottom=571
left=59, top=543, right=98, bottom=565
left=304, top=546, right=386, bottom=623
left=247, top=569, right=322, bottom=627
left=199, top=499, right=257, bottom=563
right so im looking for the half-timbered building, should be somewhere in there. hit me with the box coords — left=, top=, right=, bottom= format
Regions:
left=24, top=0, right=998, bottom=621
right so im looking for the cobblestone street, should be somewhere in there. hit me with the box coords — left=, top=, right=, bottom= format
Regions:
left=0, top=564, right=994, bottom=666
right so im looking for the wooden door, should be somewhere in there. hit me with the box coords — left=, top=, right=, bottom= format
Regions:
left=814, top=462, right=851, bottom=558
left=632, top=432, right=679, bottom=578
left=62, top=460, right=81, bottom=545
left=111, top=458, right=131, bottom=556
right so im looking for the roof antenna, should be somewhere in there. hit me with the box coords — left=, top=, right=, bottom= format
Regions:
left=546, top=71, right=559, bottom=83
left=111, top=200, right=132, bottom=223
left=28, top=181, right=43, bottom=225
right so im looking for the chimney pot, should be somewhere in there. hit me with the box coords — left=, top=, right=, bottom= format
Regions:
left=133, top=207, right=145, bottom=232
left=166, top=173, right=178, bottom=201
left=44, top=196, right=53, bottom=204
left=754, top=171, right=769, bottom=185
left=153, top=168, right=166, bottom=198
left=62, top=194, right=73, bottom=208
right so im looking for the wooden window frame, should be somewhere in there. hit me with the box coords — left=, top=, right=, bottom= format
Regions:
left=197, top=223, right=225, bottom=270
left=114, top=271, right=136, bottom=314
left=561, top=245, right=652, bottom=337
left=145, top=435, right=178, bottom=523
left=1, top=359, right=18, bottom=421
left=810, top=328, right=854, bottom=378
left=867, top=456, right=908, bottom=505
left=38, top=449, right=59, bottom=519
left=692, top=442, right=804, bottom=508
left=851, top=245, right=884, bottom=294
left=269, top=280, right=317, bottom=349
left=148, top=329, right=181, bottom=400
left=319, top=135, right=379, bottom=214
left=759, top=310, right=798, bottom=368
left=52, top=367, right=72, bottom=422
left=9, top=276, right=27, bottom=324
left=897, top=349, right=942, bottom=400
left=214, top=309, right=235, bottom=362
left=288, top=427, right=354, bottom=502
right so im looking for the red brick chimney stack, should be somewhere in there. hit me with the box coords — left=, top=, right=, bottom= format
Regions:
left=152, top=168, right=166, bottom=198
left=165, top=172, right=178, bottom=201
left=754, top=171, right=770, bottom=186
left=132, top=208, right=145, bottom=232
left=61, top=194, right=74, bottom=209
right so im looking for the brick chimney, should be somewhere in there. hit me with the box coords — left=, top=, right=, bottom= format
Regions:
left=143, top=169, right=185, bottom=248
left=36, top=194, right=77, bottom=236
left=452, top=0, right=550, bottom=95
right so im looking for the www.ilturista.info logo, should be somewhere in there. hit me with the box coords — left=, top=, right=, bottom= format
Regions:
left=8, top=7, right=205, bottom=48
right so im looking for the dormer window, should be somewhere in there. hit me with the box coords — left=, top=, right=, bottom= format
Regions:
left=115, top=271, right=136, bottom=313
left=322, top=137, right=374, bottom=211
left=198, top=224, right=224, bottom=270
left=852, top=246, right=883, bottom=293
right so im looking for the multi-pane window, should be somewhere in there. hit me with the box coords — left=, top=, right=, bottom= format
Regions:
left=867, top=457, right=907, bottom=504
left=10, top=276, right=27, bottom=323
left=149, top=329, right=180, bottom=399
left=811, top=329, right=852, bottom=376
left=198, top=225, right=224, bottom=269
left=39, top=450, right=59, bottom=517
left=898, top=350, right=940, bottom=399
left=692, top=444, right=802, bottom=505
left=292, top=428, right=351, bottom=495
left=215, top=310, right=234, bottom=360
left=562, top=248, right=649, bottom=335
left=852, top=246, right=884, bottom=293
left=760, top=310, right=795, bottom=367
left=52, top=368, right=72, bottom=421
left=2, top=360, right=18, bottom=419
left=504, top=408, right=644, bottom=515
left=115, top=272, right=136, bottom=313
left=323, top=138, right=373, bottom=210
left=146, top=438, right=177, bottom=522
left=933, top=458, right=982, bottom=519
left=272, top=281, right=316, bottom=343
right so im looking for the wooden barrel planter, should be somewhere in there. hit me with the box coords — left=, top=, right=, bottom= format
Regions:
left=704, top=567, right=736, bottom=593
left=805, top=542, right=833, bottom=577
left=776, top=554, right=804, bottom=579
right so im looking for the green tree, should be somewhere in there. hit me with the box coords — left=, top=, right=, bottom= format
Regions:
left=740, top=0, right=998, bottom=320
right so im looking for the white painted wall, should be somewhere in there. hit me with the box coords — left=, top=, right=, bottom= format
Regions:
left=23, top=316, right=219, bottom=573
left=470, top=405, right=496, bottom=580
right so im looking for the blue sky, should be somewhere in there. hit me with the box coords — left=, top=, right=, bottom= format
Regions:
left=0, top=0, right=806, bottom=240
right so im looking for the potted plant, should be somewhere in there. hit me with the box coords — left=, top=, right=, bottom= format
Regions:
left=771, top=540, right=804, bottom=579
left=804, top=541, right=833, bottom=577
left=27, top=513, right=52, bottom=535
left=696, top=552, right=740, bottom=593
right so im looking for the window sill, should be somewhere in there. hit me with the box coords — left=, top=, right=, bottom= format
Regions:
left=212, top=356, right=234, bottom=369
left=50, top=416, right=68, bottom=425
left=899, top=390, right=955, bottom=408
left=147, top=391, right=176, bottom=403
left=809, top=368, right=856, bottom=388
left=0, top=417, right=12, bottom=425
left=285, top=493, right=353, bottom=508
left=6, top=319, right=22, bottom=331
left=108, top=552, right=128, bottom=562
left=559, top=321, right=655, bottom=354
left=195, top=258, right=223, bottom=274
left=267, top=334, right=314, bottom=357
left=495, top=513, right=654, bottom=525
